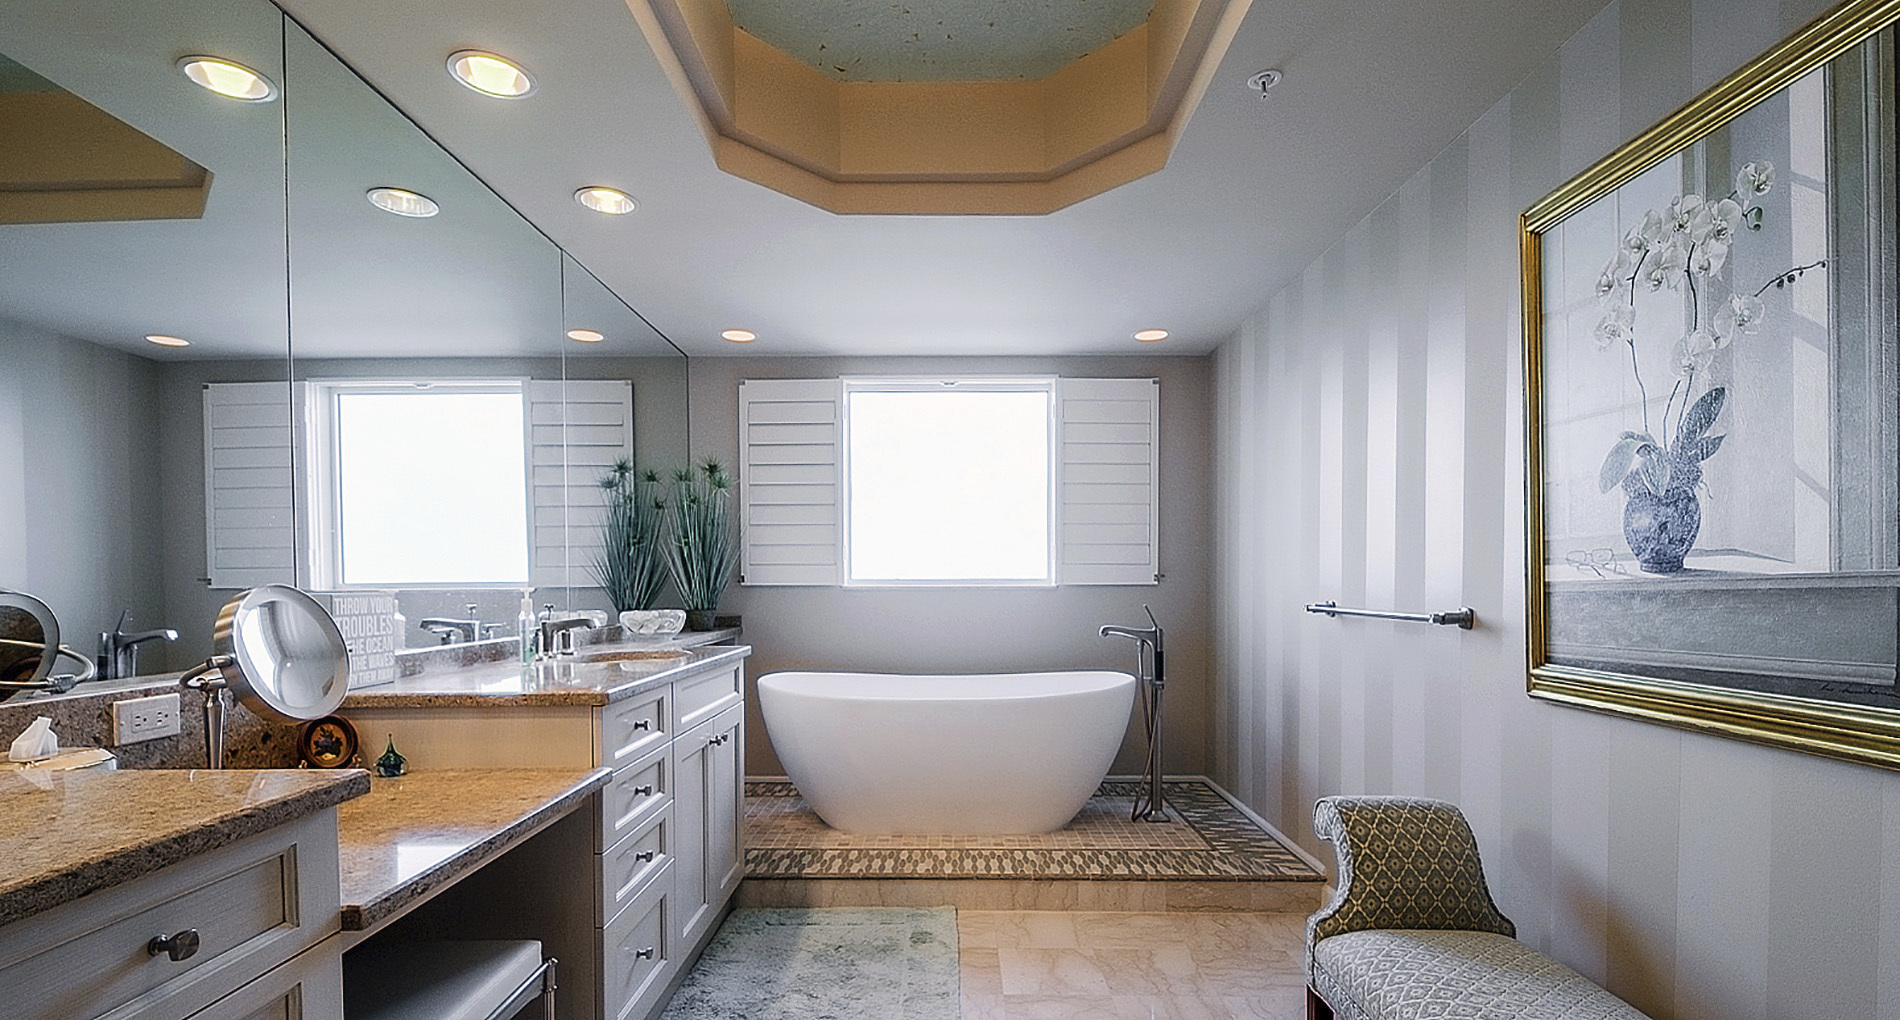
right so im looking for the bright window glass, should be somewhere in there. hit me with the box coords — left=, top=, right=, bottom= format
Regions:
left=846, top=386, right=1050, bottom=583
left=334, top=389, right=528, bottom=585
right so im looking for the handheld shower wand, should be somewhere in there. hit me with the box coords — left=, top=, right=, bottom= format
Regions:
left=1100, top=605, right=1167, bottom=821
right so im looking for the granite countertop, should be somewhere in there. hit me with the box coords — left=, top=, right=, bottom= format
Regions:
left=340, top=642, right=751, bottom=708
left=0, top=768, right=371, bottom=929
left=335, top=767, right=611, bottom=931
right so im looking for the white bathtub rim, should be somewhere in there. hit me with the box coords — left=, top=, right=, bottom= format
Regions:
left=758, top=669, right=1136, bottom=703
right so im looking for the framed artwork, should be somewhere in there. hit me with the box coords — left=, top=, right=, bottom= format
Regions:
left=1522, top=0, right=1900, bottom=767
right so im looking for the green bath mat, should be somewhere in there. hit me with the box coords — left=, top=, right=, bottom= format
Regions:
left=659, top=907, right=960, bottom=1020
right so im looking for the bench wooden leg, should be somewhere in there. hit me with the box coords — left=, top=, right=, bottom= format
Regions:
left=1306, top=985, right=1334, bottom=1020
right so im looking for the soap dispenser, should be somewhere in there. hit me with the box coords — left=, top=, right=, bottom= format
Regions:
left=517, top=590, right=537, bottom=664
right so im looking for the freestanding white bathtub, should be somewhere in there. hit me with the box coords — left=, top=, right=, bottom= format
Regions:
left=757, top=670, right=1137, bottom=835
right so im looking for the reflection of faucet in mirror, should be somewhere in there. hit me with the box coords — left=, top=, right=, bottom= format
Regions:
left=97, top=610, right=179, bottom=680
left=418, top=604, right=483, bottom=644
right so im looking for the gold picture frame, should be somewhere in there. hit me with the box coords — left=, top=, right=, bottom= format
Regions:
left=1522, top=0, right=1900, bottom=768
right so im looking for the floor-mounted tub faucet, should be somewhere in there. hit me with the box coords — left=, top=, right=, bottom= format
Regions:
left=98, top=610, right=178, bottom=680
left=1101, top=605, right=1167, bottom=822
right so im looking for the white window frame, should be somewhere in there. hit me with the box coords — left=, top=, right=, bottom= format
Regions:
left=302, top=377, right=532, bottom=590
left=840, top=376, right=1058, bottom=588
left=739, top=375, right=1159, bottom=588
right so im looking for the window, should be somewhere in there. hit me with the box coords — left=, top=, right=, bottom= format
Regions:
left=309, top=380, right=530, bottom=587
left=202, top=378, right=633, bottom=590
left=845, top=381, right=1053, bottom=583
left=739, top=376, right=1159, bottom=587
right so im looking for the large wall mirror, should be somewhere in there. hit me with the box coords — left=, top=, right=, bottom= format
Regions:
left=1, top=0, right=686, bottom=675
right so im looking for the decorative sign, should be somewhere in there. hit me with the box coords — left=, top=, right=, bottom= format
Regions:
left=311, top=590, right=398, bottom=688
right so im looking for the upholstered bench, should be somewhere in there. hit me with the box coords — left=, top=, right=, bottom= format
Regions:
left=1304, top=796, right=1653, bottom=1020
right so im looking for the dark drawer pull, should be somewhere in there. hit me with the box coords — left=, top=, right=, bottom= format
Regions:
left=631, top=719, right=650, bottom=731
left=148, top=929, right=201, bottom=962
left=708, top=733, right=729, bottom=746
left=632, top=785, right=654, bottom=796
left=634, top=850, right=656, bottom=863
left=634, top=947, right=656, bottom=960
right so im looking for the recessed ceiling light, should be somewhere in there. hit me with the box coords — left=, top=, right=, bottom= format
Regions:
left=566, top=329, right=605, bottom=343
left=721, top=329, right=757, bottom=343
left=145, top=334, right=191, bottom=347
left=366, top=187, right=439, bottom=218
left=575, top=187, right=636, bottom=215
left=1134, top=329, right=1169, bottom=342
left=447, top=50, right=535, bottom=98
left=177, top=56, right=278, bottom=102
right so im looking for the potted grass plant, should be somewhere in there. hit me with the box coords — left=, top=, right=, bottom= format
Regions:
left=590, top=459, right=668, bottom=612
left=663, top=458, right=738, bottom=630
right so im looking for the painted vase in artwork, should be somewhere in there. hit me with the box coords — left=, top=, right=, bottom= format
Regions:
left=1621, top=474, right=1701, bottom=573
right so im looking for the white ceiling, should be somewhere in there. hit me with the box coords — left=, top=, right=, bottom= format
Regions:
left=273, top=0, right=1606, bottom=358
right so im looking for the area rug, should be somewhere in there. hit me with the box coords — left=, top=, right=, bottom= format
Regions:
left=658, top=907, right=960, bottom=1020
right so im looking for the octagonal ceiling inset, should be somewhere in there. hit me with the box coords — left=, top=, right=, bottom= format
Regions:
left=622, top=0, right=1254, bottom=214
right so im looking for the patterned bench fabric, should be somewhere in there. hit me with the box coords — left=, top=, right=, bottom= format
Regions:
left=1311, top=929, right=1653, bottom=1020
left=1305, top=795, right=1514, bottom=983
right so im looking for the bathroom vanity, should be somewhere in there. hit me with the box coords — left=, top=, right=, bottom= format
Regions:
left=338, top=641, right=751, bottom=1020
left=0, top=769, right=367, bottom=1020
left=0, top=639, right=747, bottom=1020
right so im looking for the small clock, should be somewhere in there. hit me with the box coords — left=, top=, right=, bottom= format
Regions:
left=299, top=716, right=360, bottom=769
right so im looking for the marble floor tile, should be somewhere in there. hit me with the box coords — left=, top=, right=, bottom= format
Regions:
left=960, top=910, right=1310, bottom=1020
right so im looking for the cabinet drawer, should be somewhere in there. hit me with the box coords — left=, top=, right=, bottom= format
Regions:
left=600, top=807, right=670, bottom=927
left=181, top=942, right=343, bottom=1020
left=600, top=749, right=668, bottom=852
left=603, top=869, right=671, bottom=1020
left=1, top=810, right=339, bottom=1020
left=598, top=685, right=668, bottom=770
left=673, top=665, right=742, bottom=734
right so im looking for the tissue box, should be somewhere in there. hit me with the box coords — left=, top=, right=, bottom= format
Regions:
left=0, top=747, right=118, bottom=773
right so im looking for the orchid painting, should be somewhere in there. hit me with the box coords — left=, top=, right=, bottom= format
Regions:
left=1588, top=160, right=1823, bottom=572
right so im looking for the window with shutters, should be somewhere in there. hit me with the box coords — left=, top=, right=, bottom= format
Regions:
left=739, top=376, right=1158, bottom=587
left=304, top=379, right=530, bottom=587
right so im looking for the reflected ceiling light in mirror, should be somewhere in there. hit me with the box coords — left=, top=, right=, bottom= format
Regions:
left=1133, top=329, right=1169, bottom=342
left=447, top=51, right=535, bottom=98
left=366, top=187, right=440, bottom=218
left=575, top=187, right=636, bottom=215
left=177, top=56, right=279, bottom=102
left=721, top=329, right=757, bottom=343
left=566, top=329, right=605, bottom=343
left=144, top=334, right=191, bottom=347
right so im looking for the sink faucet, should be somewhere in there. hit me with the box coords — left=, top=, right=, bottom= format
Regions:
left=97, top=610, right=179, bottom=680
left=418, top=604, right=483, bottom=644
left=539, top=615, right=594, bottom=658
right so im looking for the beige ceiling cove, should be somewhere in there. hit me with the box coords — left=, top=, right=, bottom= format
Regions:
left=624, top=0, right=1252, bottom=214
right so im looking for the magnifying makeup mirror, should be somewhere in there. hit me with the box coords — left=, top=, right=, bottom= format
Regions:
left=179, top=584, right=350, bottom=768
left=0, top=589, right=98, bottom=700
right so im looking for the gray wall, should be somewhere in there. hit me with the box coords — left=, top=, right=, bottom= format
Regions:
left=1210, top=1, right=1896, bottom=1018
left=1, top=321, right=167, bottom=663
left=687, top=355, right=1213, bottom=778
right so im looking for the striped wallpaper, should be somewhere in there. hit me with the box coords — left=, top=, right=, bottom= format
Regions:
left=1211, top=0, right=1900, bottom=1017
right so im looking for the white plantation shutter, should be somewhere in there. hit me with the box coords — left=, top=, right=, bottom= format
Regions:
left=203, top=381, right=296, bottom=588
left=526, top=380, right=634, bottom=590
left=1057, top=378, right=1159, bottom=585
left=739, top=379, right=841, bottom=585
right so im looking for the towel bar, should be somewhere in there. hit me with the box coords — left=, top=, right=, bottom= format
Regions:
left=1304, top=601, right=1476, bottom=630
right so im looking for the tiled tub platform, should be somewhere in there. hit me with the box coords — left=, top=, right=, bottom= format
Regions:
left=740, top=779, right=1326, bottom=912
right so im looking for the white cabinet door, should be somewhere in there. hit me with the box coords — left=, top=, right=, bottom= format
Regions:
left=671, top=718, right=711, bottom=947
left=673, top=703, right=745, bottom=949
left=704, top=706, right=744, bottom=904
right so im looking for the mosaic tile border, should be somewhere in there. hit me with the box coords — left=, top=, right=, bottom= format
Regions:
left=744, top=779, right=1322, bottom=882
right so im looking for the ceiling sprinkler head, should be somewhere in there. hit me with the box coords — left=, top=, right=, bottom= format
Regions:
left=1247, top=69, right=1283, bottom=98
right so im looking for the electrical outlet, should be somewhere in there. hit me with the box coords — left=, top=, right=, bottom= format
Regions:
left=112, top=692, right=181, bottom=744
